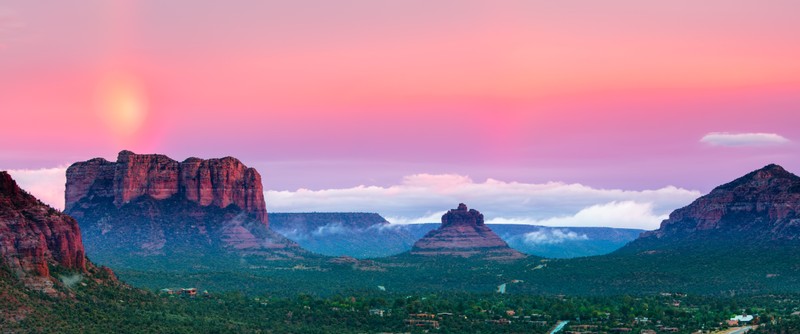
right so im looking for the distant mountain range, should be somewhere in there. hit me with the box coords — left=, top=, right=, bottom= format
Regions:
left=27, top=150, right=800, bottom=296
left=7, top=152, right=800, bottom=331
left=268, top=212, right=419, bottom=258
left=271, top=213, right=642, bottom=259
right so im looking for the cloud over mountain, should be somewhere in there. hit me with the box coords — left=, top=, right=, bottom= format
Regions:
left=521, top=229, right=589, bottom=245
left=267, top=174, right=700, bottom=229
left=8, top=168, right=700, bottom=230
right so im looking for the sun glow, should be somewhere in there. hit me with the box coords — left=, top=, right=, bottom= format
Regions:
left=96, top=73, right=148, bottom=142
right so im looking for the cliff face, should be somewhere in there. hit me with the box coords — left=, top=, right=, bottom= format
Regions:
left=65, top=151, right=304, bottom=265
left=639, top=164, right=800, bottom=241
left=66, top=150, right=267, bottom=225
left=411, top=204, right=525, bottom=260
left=0, top=172, right=86, bottom=291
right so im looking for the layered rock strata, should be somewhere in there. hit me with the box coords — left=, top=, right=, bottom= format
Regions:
left=411, top=204, right=525, bottom=260
left=0, top=171, right=87, bottom=292
left=640, top=164, right=800, bottom=240
left=66, top=150, right=267, bottom=225
left=65, top=151, right=303, bottom=262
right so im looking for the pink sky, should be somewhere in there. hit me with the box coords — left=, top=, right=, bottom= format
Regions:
left=1, top=0, right=798, bottom=193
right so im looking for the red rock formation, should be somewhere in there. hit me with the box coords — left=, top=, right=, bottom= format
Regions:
left=65, top=151, right=305, bottom=262
left=641, top=164, right=800, bottom=240
left=66, top=150, right=268, bottom=225
left=0, top=171, right=87, bottom=290
left=411, top=204, right=525, bottom=260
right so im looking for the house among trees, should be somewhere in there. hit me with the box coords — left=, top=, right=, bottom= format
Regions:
left=730, top=314, right=754, bottom=324
left=180, top=288, right=198, bottom=296
left=404, top=319, right=439, bottom=329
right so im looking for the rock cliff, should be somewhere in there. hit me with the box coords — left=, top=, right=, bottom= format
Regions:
left=66, top=150, right=267, bottom=225
left=0, top=171, right=87, bottom=292
left=410, top=204, right=525, bottom=260
left=639, top=164, right=800, bottom=240
left=65, top=151, right=305, bottom=266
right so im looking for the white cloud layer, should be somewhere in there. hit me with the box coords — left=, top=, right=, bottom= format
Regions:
left=700, top=132, right=790, bottom=147
left=4, top=168, right=701, bottom=230
left=267, top=174, right=701, bottom=230
left=521, top=229, right=588, bottom=245
left=486, top=201, right=668, bottom=229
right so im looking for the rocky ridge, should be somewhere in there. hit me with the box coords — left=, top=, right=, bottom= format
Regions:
left=66, top=150, right=267, bottom=225
left=269, top=212, right=419, bottom=258
left=410, top=204, right=525, bottom=260
left=639, top=164, right=800, bottom=241
left=65, top=151, right=304, bottom=264
left=0, top=172, right=90, bottom=293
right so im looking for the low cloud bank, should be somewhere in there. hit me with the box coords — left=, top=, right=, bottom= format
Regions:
left=521, top=229, right=589, bottom=245
left=7, top=168, right=700, bottom=230
left=267, top=174, right=699, bottom=229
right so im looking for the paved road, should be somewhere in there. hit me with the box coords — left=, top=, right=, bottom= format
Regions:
left=549, top=320, right=569, bottom=334
left=727, top=326, right=754, bottom=334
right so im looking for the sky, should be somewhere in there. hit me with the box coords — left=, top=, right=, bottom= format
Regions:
left=1, top=1, right=798, bottom=229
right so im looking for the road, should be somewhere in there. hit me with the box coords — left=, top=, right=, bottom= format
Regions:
left=717, top=326, right=755, bottom=334
left=549, top=320, right=569, bottom=334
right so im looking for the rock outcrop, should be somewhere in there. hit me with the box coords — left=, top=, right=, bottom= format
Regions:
left=639, top=164, right=800, bottom=241
left=410, top=204, right=525, bottom=260
left=65, top=151, right=305, bottom=266
left=0, top=171, right=86, bottom=292
left=66, top=150, right=267, bottom=225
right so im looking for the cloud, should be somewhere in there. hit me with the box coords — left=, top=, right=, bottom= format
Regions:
left=6, top=167, right=67, bottom=210
left=311, top=223, right=349, bottom=237
left=384, top=211, right=446, bottom=225
left=486, top=201, right=668, bottom=230
left=274, top=222, right=408, bottom=241
left=521, top=229, right=588, bottom=245
left=5, top=167, right=700, bottom=230
left=700, top=132, right=790, bottom=147
left=267, top=174, right=700, bottom=229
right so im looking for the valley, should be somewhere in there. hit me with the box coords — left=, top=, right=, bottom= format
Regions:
left=4, top=158, right=800, bottom=333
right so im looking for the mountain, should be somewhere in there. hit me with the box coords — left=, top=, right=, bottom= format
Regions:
left=0, top=171, right=120, bottom=325
left=622, top=164, right=800, bottom=252
left=408, top=224, right=641, bottom=258
left=526, top=164, right=800, bottom=295
left=409, top=203, right=526, bottom=260
left=269, top=212, right=419, bottom=258
left=66, top=150, right=267, bottom=223
left=65, top=150, right=306, bottom=269
left=0, top=171, right=92, bottom=293
left=270, top=214, right=641, bottom=259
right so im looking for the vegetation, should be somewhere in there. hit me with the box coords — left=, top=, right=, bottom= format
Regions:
left=6, top=227, right=800, bottom=332
left=6, top=262, right=800, bottom=334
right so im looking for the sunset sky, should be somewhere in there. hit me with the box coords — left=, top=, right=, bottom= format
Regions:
left=2, top=1, right=798, bottom=229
